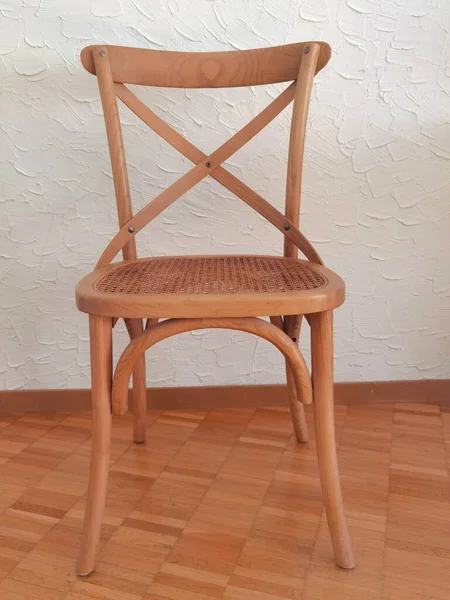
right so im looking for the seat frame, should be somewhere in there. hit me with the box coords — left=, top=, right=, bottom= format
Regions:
left=75, top=41, right=355, bottom=575
left=76, top=254, right=345, bottom=318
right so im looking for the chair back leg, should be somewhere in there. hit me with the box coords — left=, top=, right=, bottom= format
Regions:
left=285, top=315, right=309, bottom=442
left=132, top=354, right=147, bottom=443
left=125, top=318, right=148, bottom=443
left=271, top=315, right=309, bottom=442
left=286, top=366, right=309, bottom=442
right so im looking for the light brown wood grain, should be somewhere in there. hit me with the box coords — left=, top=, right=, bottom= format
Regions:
left=114, top=83, right=323, bottom=265
left=124, top=319, right=147, bottom=443
left=310, top=311, right=355, bottom=569
left=95, top=81, right=300, bottom=268
left=270, top=315, right=309, bottom=443
left=284, top=43, right=320, bottom=259
left=1, top=403, right=450, bottom=599
left=73, top=41, right=355, bottom=576
left=76, top=255, right=344, bottom=319
left=93, top=49, right=136, bottom=262
left=111, top=317, right=313, bottom=415
left=2, top=380, right=449, bottom=414
left=94, top=49, right=147, bottom=443
left=76, top=315, right=112, bottom=576
left=81, top=42, right=331, bottom=87
left=285, top=314, right=309, bottom=443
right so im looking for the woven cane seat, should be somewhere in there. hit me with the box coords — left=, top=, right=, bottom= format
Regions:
left=76, top=255, right=344, bottom=318
left=95, top=256, right=327, bottom=295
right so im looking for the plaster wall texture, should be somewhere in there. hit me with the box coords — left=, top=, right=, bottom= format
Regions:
left=1, top=0, right=449, bottom=390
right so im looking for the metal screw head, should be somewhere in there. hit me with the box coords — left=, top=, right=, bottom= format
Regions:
left=283, top=223, right=290, bottom=231
left=304, top=46, right=310, bottom=54
left=99, top=50, right=106, bottom=57
left=128, top=226, right=135, bottom=233
left=205, top=161, right=212, bottom=168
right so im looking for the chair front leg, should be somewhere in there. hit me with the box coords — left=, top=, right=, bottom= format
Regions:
left=310, top=310, right=355, bottom=569
left=76, top=314, right=113, bottom=576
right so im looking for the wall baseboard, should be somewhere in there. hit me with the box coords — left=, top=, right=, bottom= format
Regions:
left=0, top=380, right=449, bottom=413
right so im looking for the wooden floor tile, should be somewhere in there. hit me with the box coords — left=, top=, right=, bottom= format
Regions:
left=152, top=563, right=228, bottom=598
left=303, top=403, right=393, bottom=600
left=382, top=576, right=450, bottom=600
left=0, top=404, right=448, bottom=599
left=0, top=577, right=68, bottom=599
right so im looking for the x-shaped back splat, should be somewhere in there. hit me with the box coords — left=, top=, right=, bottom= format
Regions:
left=93, top=45, right=323, bottom=269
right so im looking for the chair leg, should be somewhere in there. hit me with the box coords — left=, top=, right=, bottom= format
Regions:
left=76, top=315, right=112, bottom=577
left=125, top=319, right=148, bottom=444
left=310, top=310, right=355, bottom=569
left=132, top=354, right=147, bottom=443
left=286, top=366, right=309, bottom=443
left=284, top=315, right=308, bottom=443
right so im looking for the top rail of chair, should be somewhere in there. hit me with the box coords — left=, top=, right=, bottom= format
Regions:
left=80, top=42, right=331, bottom=88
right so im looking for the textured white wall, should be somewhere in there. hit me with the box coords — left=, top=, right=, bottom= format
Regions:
left=1, top=1, right=450, bottom=391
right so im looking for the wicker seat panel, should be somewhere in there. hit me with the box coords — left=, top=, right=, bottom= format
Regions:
left=94, top=256, right=327, bottom=296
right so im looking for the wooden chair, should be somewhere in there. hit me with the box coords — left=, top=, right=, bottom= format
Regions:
left=75, top=41, right=355, bottom=576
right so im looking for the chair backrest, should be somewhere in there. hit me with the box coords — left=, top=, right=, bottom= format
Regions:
left=80, top=42, right=331, bottom=268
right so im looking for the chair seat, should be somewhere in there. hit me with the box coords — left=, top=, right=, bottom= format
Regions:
left=75, top=255, right=344, bottom=318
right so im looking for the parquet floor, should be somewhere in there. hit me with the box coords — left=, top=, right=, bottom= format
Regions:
left=0, top=403, right=449, bottom=599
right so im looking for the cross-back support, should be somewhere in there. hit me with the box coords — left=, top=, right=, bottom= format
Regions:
left=108, top=83, right=323, bottom=267
left=85, top=42, right=329, bottom=269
